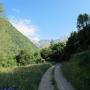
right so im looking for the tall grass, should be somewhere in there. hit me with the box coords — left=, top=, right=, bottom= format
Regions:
left=62, top=50, right=90, bottom=90
left=0, top=63, right=51, bottom=90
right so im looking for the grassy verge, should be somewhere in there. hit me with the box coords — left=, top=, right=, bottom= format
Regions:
left=0, top=63, right=51, bottom=90
left=51, top=67, right=59, bottom=90
left=62, top=50, right=90, bottom=90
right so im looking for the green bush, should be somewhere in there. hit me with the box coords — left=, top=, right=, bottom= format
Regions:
left=15, top=50, right=35, bottom=66
left=41, top=42, right=66, bottom=62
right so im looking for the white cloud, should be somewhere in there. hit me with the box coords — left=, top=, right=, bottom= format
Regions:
left=9, top=17, right=40, bottom=43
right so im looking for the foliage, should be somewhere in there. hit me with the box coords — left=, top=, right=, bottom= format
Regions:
left=77, top=26, right=90, bottom=50
left=41, top=48, right=52, bottom=60
left=77, top=13, right=90, bottom=30
left=62, top=50, right=90, bottom=90
left=63, top=31, right=78, bottom=60
left=41, top=42, right=66, bottom=62
left=40, top=13, right=90, bottom=90
left=0, top=63, right=51, bottom=90
left=50, top=42, right=66, bottom=62
left=0, top=3, right=4, bottom=15
left=62, top=13, right=90, bottom=90
left=63, top=13, right=90, bottom=61
left=41, top=13, right=90, bottom=63
left=15, top=50, right=34, bottom=66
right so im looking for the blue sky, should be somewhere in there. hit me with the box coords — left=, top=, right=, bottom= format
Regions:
left=1, top=0, right=90, bottom=42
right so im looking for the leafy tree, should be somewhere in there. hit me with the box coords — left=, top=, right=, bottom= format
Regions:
left=77, top=26, right=90, bottom=50
left=34, top=52, right=45, bottom=63
left=50, top=40, right=55, bottom=48
left=41, top=13, right=90, bottom=62
left=77, top=14, right=84, bottom=30
left=67, top=31, right=78, bottom=52
left=40, top=48, right=52, bottom=60
left=0, top=3, right=4, bottom=15
left=83, top=13, right=89, bottom=26
left=50, top=42, right=66, bottom=62
left=15, top=50, right=34, bottom=66
left=64, top=31, right=78, bottom=60
left=77, top=13, right=90, bottom=30
left=64, top=13, right=90, bottom=61
left=41, top=42, right=66, bottom=62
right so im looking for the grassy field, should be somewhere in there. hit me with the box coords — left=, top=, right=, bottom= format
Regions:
left=0, top=63, right=51, bottom=90
left=62, top=50, right=90, bottom=90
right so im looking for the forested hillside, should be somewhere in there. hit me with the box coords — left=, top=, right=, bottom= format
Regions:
left=0, top=17, right=40, bottom=67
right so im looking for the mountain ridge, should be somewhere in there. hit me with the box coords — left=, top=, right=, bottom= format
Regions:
left=37, top=37, right=67, bottom=48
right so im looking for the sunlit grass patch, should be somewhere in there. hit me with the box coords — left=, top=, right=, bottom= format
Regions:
left=0, top=63, right=51, bottom=90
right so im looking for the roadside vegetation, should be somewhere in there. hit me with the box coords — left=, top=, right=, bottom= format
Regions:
left=61, top=14, right=90, bottom=90
left=62, top=50, right=90, bottom=90
left=40, top=13, right=90, bottom=90
left=0, top=63, right=51, bottom=90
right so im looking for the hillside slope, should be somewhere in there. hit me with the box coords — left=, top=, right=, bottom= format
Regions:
left=0, top=17, right=38, bottom=67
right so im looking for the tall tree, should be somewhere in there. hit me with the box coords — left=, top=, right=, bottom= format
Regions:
left=77, top=13, right=90, bottom=30
left=77, top=14, right=84, bottom=30
left=83, top=13, right=89, bottom=27
left=0, top=3, right=4, bottom=16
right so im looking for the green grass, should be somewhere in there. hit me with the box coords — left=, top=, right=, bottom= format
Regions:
left=62, top=50, right=90, bottom=90
left=0, top=63, right=51, bottom=90
left=51, top=67, right=59, bottom=90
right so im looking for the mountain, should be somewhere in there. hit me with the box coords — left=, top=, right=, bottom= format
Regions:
left=0, top=17, right=38, bottom=67
left=37, top=37, right=67, bottom=48
left=37, top=40, right=50, bottom=48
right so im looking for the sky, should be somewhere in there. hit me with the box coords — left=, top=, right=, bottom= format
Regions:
left=1, top=0, right=90, bottom=43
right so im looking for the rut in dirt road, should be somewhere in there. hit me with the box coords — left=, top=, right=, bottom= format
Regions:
left=38, top=64, right=75, bottom=90
left=38, top=66, right=54, bottom=90
left=54, top=64, right=75, bottom=90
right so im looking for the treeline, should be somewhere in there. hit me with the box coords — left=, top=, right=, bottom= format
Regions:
left=41, top=13, right=90, bottom=62
left=41, top=41, right=66, bottom=62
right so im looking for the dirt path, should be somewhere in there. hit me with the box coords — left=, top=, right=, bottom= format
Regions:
left=38, top=66, right=54, bottom=90
left=38, top=64, right=75, bottom=90
left=54, top=64, right=75, bottom=90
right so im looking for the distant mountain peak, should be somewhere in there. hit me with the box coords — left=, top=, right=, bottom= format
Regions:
left=36, top=37, right=67, bottom=48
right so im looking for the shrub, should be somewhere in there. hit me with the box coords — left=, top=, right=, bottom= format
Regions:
left=15, top=50, right=34, bottom=66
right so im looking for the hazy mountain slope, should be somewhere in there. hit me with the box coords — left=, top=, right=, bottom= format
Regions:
left=37, top=40, right=50, bottom=48
left=0, top=17, right=38, bottom=67
left=37, top=37, right=67, bottom=48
